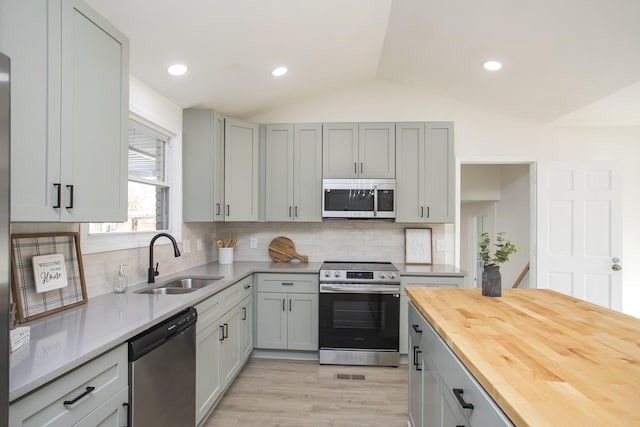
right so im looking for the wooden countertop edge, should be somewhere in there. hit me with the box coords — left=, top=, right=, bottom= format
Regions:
left=406, top=287, right=640, bottom=427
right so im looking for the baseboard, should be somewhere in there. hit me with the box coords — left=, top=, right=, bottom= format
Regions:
left=251, top=348, right=319, bottom=361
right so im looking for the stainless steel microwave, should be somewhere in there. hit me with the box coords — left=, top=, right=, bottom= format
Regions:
left=322, top=179, right=396, bottom=219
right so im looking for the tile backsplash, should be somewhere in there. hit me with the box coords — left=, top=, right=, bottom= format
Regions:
left=11, top=220, right=454, bottom=298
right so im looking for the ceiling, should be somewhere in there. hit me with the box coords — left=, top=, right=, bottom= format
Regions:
left=86, top=0, right=640, bottom=125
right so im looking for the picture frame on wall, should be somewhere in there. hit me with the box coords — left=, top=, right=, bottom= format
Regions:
left=10, top=232, right=88, bottom=323
left=405, top=228, right=433, bottom=265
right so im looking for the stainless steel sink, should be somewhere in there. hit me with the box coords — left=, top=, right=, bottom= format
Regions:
left=138, top=287, right=198, bottom=295
left=136, top=276, right=223, bottom=295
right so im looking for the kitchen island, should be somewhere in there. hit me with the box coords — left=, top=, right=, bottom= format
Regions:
left=406, top=287, right=640, bottom=426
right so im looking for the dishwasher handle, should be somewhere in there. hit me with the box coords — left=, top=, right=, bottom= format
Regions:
left=129, top=307, right=197, bottom=361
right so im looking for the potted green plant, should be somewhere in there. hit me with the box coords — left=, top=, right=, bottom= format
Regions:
left=479, top=232, right=522, bottom=297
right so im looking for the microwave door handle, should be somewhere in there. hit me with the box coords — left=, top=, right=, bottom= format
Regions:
left=373, top=184, right=378, bottom=217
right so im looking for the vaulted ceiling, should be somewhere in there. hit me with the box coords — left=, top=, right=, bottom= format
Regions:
left=86, top=0, right=640, bottom=125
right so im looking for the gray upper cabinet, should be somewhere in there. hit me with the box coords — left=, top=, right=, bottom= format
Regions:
left=322, top=123, right=395, bottom=178
left=183, top=109, right=225, bottom=222
left=225, top=118, right=259, bottom=221
left=265, top=124, right=322, bottom=222
left=396, top=122, right=454, bottom=223
left=1, top=0, right=129, bottom=222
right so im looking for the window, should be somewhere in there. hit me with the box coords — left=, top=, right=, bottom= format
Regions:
left=81, top=113, right=181, bottom=254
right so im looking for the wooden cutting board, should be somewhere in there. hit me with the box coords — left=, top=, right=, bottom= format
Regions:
left=268, top=237, right=308, bottom=263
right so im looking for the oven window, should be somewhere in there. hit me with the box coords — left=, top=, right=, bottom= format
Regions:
left=319, top=293, right=399, bottom=351
left=324, top=189, right=374, bottom=212
left=333, top=300, right=387, bottom=329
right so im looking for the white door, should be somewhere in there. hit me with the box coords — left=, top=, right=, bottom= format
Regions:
left=537, top=161, right=622, bottom=310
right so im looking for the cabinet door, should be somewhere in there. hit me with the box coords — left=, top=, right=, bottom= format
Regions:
left=287, top=293, right=319, bottom=351
left=219, top=307, right=241, bottom=387
left=196, top=321, right=222, bottom=424
left=239, top=296, right=253, bottom=361
left=72, top=387, right=128, bottom=427
left=408, top=306, right=424, bottom=427
left=225, top=118, right=259, bottom=221
left=322, top=123, right=358, bottom=178
left=0, top=1, right=59, bottom=221
left=440, top=381, right=469, bottom=427
left=293, top=124, right=323, bottom=222
left=396, top=123, right=426, bottom=223
left=265, top=124, right=294, bottom=221
left=256, top=292, right=288, bottom=349
left=422, top=354, right=440, bottom=427
left=60, top=0, right=128, bottom=222
left=424, top=122, right=454, bottom=223
left=183, top=109, right=225, bottom=222
left=358, top=123, right=395, bottom=178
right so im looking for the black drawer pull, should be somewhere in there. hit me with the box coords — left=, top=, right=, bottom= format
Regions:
left=63, top=386, right=95, bottom=406
left=242, top=307, right=247, bottom=320
left=415, top=350, right=422, bottom=371
left=244, top=284, right=251, bottom=289
left=219, top=325, right=225, bottom=341
left=412, top=324, right=422, bottom=333
left=53, top=183, right=61, bottom=208
left=281, top=282, right=294, bottom=286
left=66, top=184, right=74, bottom=208
left=453, top=388, right=474, bottom=409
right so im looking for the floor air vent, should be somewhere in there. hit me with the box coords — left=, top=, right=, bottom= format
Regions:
left=335, top=373, right=366, bottom=381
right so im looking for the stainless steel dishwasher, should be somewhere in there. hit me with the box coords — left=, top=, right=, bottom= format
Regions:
left=129, top=307, right=197, bottom=427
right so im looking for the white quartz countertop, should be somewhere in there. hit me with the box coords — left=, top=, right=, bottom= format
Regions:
left=9, top=260, right=464, bottom=401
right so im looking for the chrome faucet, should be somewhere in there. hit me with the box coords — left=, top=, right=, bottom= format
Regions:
left=148, top=233, right=181, bottom=283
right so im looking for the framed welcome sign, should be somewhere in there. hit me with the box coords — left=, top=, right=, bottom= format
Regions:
left=11, top=232, right=88, bottom=323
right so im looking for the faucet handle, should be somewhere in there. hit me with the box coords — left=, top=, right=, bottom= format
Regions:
left=154, top=262, right=159, bottom=277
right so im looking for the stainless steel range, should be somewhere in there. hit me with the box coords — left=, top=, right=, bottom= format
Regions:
left=319, top=261, right=400, bottom=367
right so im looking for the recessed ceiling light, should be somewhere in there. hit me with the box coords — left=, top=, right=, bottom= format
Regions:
left=271, top=66, right=288, bottom=77
left=483, top=60, right=502, bottom=71
left=167, top=64, right=188, bottom=76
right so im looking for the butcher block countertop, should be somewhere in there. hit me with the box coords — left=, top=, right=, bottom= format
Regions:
left=405, top=287, right=640, bottom=427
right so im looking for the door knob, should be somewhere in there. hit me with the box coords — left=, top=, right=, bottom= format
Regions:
left=612, top=264, right=622, bottom=271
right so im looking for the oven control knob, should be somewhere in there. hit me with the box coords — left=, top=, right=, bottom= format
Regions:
left=324, top=271, right=331, bottom=277
left=334, top=271, right=341, bottom=278
left=379, top=273, right=386, bottom=279
left=389, top=273, right=396, bottom=280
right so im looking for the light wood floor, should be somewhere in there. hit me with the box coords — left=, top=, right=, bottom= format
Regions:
left=204, top=358, right=408, bottom=426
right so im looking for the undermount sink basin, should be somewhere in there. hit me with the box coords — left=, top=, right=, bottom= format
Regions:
left=136, top=276, right=223, bottom=295
left=138, top=287, right=198, bottom=295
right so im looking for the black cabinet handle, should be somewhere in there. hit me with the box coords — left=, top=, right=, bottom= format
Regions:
left=420, top=206, right=424, bottom=218
left=426, top=206, right=430, bottom=218
left=216, top=203, right=221, bottom=215
left=66, top=185, right=74, bottom=209
left=244, top=284, right=251, bottom=289
left=281, top=282, right=294, bottom=286
left=242, top=307, right=247, bottom=320
left=53, top=183, right=61, bottom=208
left=282, top=299, right=285, bottom=311
left=123, top=402, right=130, bottom=426
left=295, top=206, right=298, bottom=217
left=226, top=205, right=230, bottom=216
left=223, top=323, right=228, bottom=339
left=63, top=386, right=95, bottom=407
left=360, top=162, right=363, bottom=174
left=453, top=388, right=474, bottom=409
left=412, top=324, right=422, bottom=334
left=415, top=350, right=422, bottom=371
left=289, top=206, right=292, bottom=217
left=354, top=162, right=357, bottom=174
left=219, top=325, right=225, bottom=341
left=289, top=299, right=292, bottom=312
left=412, top=345, right=421, bottom=370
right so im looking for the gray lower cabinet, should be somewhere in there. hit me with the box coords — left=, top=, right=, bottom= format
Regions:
left=400, top=275, right=462, bottom=354
left=256, top=273, right=319, bottom=351
left=195, top=275, right=253, bottom=424
left=1, top=0, right=129, bottom=222
left=322, top=123, right=396, bottom=179
left=183, top=109, right=226, bottom=222
left=9, top=345, right=128, bottom=427
left=396, top=122, right=454, bottom=223
left=265, top=124, right=323, bottom=222
left=408, top=302, right=514, bottom=427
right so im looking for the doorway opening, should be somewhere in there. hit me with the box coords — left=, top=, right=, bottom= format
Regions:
left=456, top=161, right=536, bottom=290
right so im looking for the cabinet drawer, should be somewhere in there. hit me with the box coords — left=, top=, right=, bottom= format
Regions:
left=422, top=318, right=514, bottom=427
left=10, top=345, right=128, bottom=427
left=257, top=273, right=318, bottom=294
left=196, top=292, right=223, bottom=333
left=220, top=275, right=253, bottom=314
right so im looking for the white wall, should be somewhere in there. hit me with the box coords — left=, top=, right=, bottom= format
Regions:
left=461, top=165, right=501, bottom=201
left=250, top=78, right=640, bottom=317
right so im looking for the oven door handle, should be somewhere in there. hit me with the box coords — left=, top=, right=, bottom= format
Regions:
left=320, top=284, right=400, bottom=294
